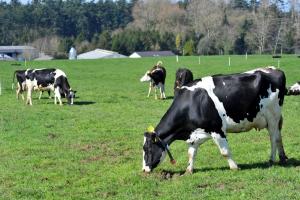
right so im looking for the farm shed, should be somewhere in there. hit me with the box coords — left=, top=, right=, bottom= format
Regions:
left=0, top=46, right=39, bottom=61
left=129, top=51, right=175, bottom=58
left=77, top=49, right=127, bottom=59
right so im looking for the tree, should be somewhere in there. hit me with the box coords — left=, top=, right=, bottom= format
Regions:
left=183, top=40, right=194, bottom=55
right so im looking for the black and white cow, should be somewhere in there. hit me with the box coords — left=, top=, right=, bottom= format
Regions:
left=174, top=68, right=193, bottom=97
left=25, top=68, right=76, bottom=105
left=140, top=62, right=166, bottom=99
left=12, top=69, right=27, bottom=100
left=286, top=82, right=300, bottom=95
left=142, top=67, right=288, bottom=173
left=13, top=69, right=52, bottom=100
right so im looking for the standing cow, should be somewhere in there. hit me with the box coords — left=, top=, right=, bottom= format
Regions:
left=142, top=67, right=288, bottom=173
left=140, top=61, right=166, bottom=99
left=12, top=69, right=27, bottom=100
left=12, top=69, right=51, bottom=100
left=25, top=68, right=76, bottom=105
left=286, top=82, right=300, bottom=95
left=174, top=68, right=193, bottom=97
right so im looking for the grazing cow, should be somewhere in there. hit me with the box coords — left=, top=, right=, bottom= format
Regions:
left=13, top=69, right=51, bottom=100
left=140, top=61, right=166, bottom=99
left=174, top=68, right=193, bottom=97
left=12, top=70, right=27, bottom=100
left=142, top=67, right=288, bottom=173
left=286, top=82, right=300, bottom=95
left=25, top=68, right=76, bottom=105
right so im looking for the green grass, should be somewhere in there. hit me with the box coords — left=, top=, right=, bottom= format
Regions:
left=0, top=55, right=299, bottom=199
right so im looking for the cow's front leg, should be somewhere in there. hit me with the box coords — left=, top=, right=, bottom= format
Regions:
left=147, top=82, right=152, bottom=98
left=186, top=143, right=200, bottom=174
left=26, top=88, right=33, bottom=105
left=54, top=87, right=63, bottom=105
left=38, top=91, right=43, bottom=99
left=154, top=87, right=158, bottom=100
left=211, top=133, right=239, bottom=170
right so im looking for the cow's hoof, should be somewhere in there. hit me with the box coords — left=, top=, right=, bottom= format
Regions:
left=279, top=156, right=288, bottom=165
left=230, top=166, right=240, bottom=170
left=185, top=168, right=193, bottom=175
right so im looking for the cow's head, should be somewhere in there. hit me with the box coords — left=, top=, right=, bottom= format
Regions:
left=142, top=132, right=166, bottom=173
left=67, top=89, right=76, bottom=105
left=140, top=71, right=151, bottom=82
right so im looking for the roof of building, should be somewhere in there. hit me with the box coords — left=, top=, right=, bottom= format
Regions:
left=129, top=51, right=175, bottom=58
left=0, top=46, right=37, bottom=53
left=77, top=49, right=127, bottom=59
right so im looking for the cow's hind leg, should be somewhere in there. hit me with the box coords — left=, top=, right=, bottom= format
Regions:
left=268, top=115, right=288, bottom=164
left=211, top=133, right=239, bottom=170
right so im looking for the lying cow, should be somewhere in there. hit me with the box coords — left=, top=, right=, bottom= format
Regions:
left=286, top=82, right=300, bottom=95
left=140, top=62, right=166, bottom=99
left=142, top=67, right=288, bottom=173
left=25, top=68, right=76, bottom=105
left=174, top=68, right=193, bottom=97
left=13, top=69, right=51, bottom=100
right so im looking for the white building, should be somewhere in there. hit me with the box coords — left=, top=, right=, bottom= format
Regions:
left=0, top=46, right=39, bottom=61
left=77, top=49, right=126, bottom=59
left=129, top=51, right=175, bottom=58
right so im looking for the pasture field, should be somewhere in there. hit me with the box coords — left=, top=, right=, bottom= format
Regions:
left=0, top=55, right=299, bottom=199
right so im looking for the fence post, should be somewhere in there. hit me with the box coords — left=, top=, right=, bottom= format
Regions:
left=176, top=55, right=179, bottom=63
left=0, top=81, right=2, bottom=96
left=228, top=56, right=231, bottom=67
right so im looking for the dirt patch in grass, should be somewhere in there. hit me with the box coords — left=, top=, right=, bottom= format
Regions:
left=80, top=156, right=102, bottom=163
left=47, top=133, right=58, bottom=139
left=159, top=170, right=185, bottom=180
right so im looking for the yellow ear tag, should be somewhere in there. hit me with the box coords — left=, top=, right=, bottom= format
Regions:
left=147, top=125, right=155, bottom=133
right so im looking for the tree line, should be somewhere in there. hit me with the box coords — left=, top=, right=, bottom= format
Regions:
left=0, top=0, right=300, bottom=57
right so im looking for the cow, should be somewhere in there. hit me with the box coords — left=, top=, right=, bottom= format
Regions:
left=142, top=67, right=288, bottom=173
left=286, top=82, right=300, bottom=95
left=174, top=68, right=193, bottom=97
left=12, top=69, right=51, bottom=100
left=25, top=68, right=76, bottom=105
left=12, top=70, right=27, bottom=100
left=140, top=61, right=166, bottom=99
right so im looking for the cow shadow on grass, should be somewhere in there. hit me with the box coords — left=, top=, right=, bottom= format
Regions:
left=194, top=158, right=300, bottom=173
left=160, top=158, right=300, bottom=177
left=73, top=101, right=96, bottom=106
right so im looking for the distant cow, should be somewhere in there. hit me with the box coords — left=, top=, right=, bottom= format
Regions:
left=13, top=69, right=52, bottom=100
left=174, top=68, right=193, bottom=97
left=25, top=68, right=76, bottom=105
left=287, top=82, right=300, bottom=95
left=140, top=62, right=166, bottom=99
left=12, top=70, right=27, bottom=100
left=142, top=67, right=288, bottom=173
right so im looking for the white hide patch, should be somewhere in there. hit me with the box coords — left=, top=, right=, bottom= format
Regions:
left=54, top=69, right=67, bottom=79
left=186, top=128, right=211, bottom=144
left=140, top=71, right=151, bottom=82
left=183, top=78, right=281, bottom=134
left=245, top=66, right=276, bottom=74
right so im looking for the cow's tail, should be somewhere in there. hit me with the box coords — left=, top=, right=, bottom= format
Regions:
left=12, top=71, right=17, bottom=90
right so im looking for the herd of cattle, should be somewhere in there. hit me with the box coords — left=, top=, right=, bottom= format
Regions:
left=140, top=62, right=300, bottom=173
left=12, top=62, right=300, bottom=174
